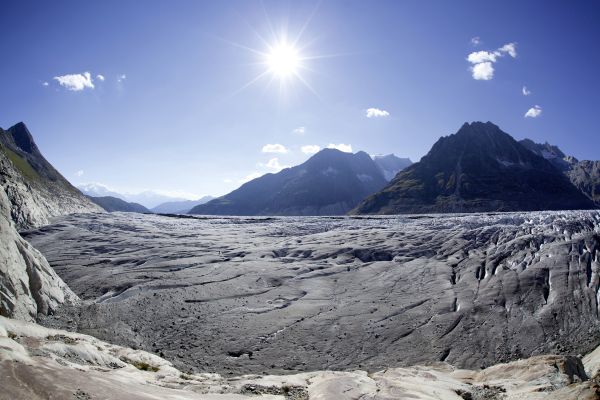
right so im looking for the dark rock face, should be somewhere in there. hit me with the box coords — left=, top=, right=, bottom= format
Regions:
left=567, top=161, right=600, bottom=206
left=372, top=154, right=412, bottom=181
left=519, top=138, right=574, bottom=172
left=0, top=122, right=102, bottom=229
left=87, top=195, right=150, bottom=213
left=518, top=139, right=600, bottom=206
left=190, top=149, right=388, bottom=216
left=27, top=211, right=600, bottom=376
left=352, top=122, right=595, bottom=215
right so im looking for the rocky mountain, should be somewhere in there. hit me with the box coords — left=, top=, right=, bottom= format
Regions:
left=0, top=122, right=102, bottom=229
left=352, top=121, right=596, bottom=214
left=567, top=160, right=600, bottom=206
left=519, top=139, right=600, bottom=206
left=0, top=183, right=77, bottom=322
left=87, top=195, right=150, bottom=213
left=152, top=196, right=214, bottom=214
left=77, top=182, right=125, bottom=199
left=372, top=154, right=412, bottom=181
left=519, top=138, right=575, bottom=172
left=189, top=148, right=388, bottom=216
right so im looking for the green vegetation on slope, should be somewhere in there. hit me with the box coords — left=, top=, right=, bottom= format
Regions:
left=0, top=144, right=40, bottom=181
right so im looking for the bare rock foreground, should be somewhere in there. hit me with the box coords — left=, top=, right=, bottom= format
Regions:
left=2, top=315, right=600, bottom=399
left=24, top=211, right=600, bottom=378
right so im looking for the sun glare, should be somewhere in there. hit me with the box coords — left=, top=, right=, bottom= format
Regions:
left=266, top=43, right=300, bottom=78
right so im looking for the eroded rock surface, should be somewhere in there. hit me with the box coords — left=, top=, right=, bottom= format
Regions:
left=26, top=211, right=600, bottom=376
left=2, top=316, right=600, bottom=400
left=0, top=188, right=78, bottom=322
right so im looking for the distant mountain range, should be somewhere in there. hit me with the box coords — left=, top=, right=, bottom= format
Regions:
left=352, top=122, right=595, bottom=214
left=372, top=154, right=412, bottom=181
left=3, top=120, right=598, bottom=220
left=151, top=196, right=214, bottom=214
left=86, top=196, right=150, bottom=213
left=190, top=149, right=403, bottom=216
left=0, top=122, right=102, bottom=229
left=77, top=183, right=211, bottom=210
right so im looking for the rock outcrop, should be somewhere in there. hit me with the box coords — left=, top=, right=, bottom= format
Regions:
left=0, top=122, right=102, bottom=229
left=1, top=315, right=600, bottom=399
left=352, top=122, right=595, bottom=214
left=0, top=188, right=77, bottom=322
left=567, top=160, right=600, bottom=206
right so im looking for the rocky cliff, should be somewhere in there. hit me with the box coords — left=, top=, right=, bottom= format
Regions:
left=0, top=122, right=102, bottom=229
left=0, top=187, right=78, bottom=322
left=352, top=122, right=595, bottom=214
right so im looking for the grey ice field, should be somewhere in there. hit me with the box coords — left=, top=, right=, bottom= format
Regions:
left=27, top=210, right=600, bottom=376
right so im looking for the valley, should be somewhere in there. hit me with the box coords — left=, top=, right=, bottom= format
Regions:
left=25, top=210, right=600, bottom=378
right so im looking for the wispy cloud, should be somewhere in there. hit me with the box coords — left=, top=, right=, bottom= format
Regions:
left=498, top=43, right=517, bottom=58
left=327, top=143, right=353, bottom=153
left=42, top=81, right=49, bottom=87
left=301, top=145, right=321, bottom=154
left=117, top=74, right=127, bottom=83
left=366, top=108, right=390, bottom=118
left=522, top=86, right=531, bottom=96
left=261, top=157, right=288, bottom=172
left=466, top=42, right=517, bottom=80
left=293, top=126, right=305, bottom=135
left=471, top=36, right=481, bottom=46
left=96, top=74, right=105, bottom=81
left=262, top=143, right=289, bottom=154
left=75, top=170, right=84, bottom=177
left=525, top=105, right=542, bottom=118
left=53, top=71, right=95, bottom=91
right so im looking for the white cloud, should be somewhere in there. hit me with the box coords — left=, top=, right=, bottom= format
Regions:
left=522, top=86, right=531, bottom=96
left=327, top=143, right=353, bottom=153
left=466, top=42, right=517, bottom=80
left=239, top=172, right=263, bottom=183
left=261, top=143, right=289, bottom=153
left=53, top=72, right=95, bottom=91
left=524, top=105, right=542, bottom=118
left=117, top=74, right=127, bottom=83
left=498, top=43, right=517, bottom=58
left=301, top=145, right=321, bottom=154
left=471, top=36, right=481, bottom=46
left=293, top=126, right=305, bottom=135
left=75, top=170, right=84, bottom=177
left=261, top=157, right=288, bottom=172
left=365, top=108, right=390, bottom=118
left=96, top=74, right=105, bottom=81
left=223, top=178, right=233, bottom=183
left=42, top=81, right=49, bottom=87
left=471, top=62, right=495, bottom=80
left=467, top=51, right=498, bottom=64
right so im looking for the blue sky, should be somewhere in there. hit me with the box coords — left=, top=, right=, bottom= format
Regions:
left=1, top=0, right=599, bottom=198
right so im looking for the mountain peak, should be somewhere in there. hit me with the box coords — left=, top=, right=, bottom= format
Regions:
left=190, top=147, right=387, bottom=216
left=352, top=122, right=595, bottom=214
left=6, top=121, right=38, bottom=155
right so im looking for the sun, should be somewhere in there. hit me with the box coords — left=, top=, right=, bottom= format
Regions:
left=266, top=42, right=300, bottom=78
